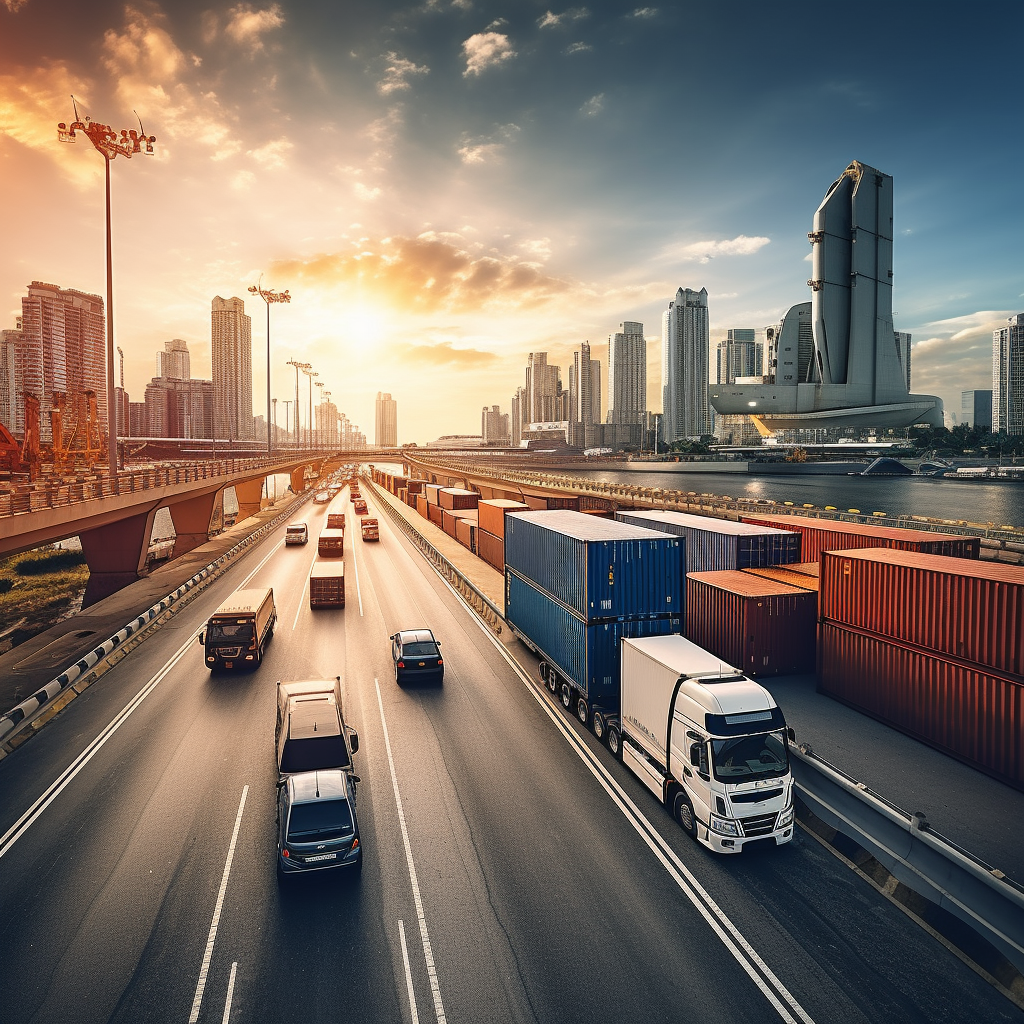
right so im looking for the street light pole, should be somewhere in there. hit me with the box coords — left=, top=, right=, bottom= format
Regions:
left=287, top=359, right=308, bottom=448
left=283, top=400, right=291, bottom=445
left=58, top=100, right=155, bottom=492
left=315, top=380, right=325, bottom=449
left=248, top=276, right=290, bottom=454
left=302, top=367, right=318, bottom=449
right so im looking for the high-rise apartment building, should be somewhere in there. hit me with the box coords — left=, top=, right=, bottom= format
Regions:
left=211, top=296, right=252, bottom=440
left=375, top=391, right=397, bottom=446
left=569, top=341, right=602, bottom=448
left=961, top=390, right=993, bottom=430
left=481, top=405, right=510, bottom=444
left=717, top=329, right=762, bottom=385
left=144, top=378, right=213, bottom=438
left=0, top=328, right=23, bottom=436
left=158, top=338, right=191, bottom=380
left=662, top=287, right=710, bottom=442
left=318, top=398, right=339, bottom=446
left=993, top=314, right=1024, bottom=435
left=526, top=352, right=562, bottom=423
left=607, top=322, right=647, bottom=427
left=511, top=386, right=528, bottom=446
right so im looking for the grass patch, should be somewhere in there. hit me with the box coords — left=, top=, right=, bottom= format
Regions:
left=14, top=549, right=87, bottom=575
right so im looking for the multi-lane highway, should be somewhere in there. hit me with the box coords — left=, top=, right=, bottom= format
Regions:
left=0, top=482, right=1019, bottom=1024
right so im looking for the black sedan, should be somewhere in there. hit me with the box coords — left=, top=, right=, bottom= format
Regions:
left=390, top=629, right=444, bottom=685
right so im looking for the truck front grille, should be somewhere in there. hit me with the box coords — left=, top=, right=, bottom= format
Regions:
left=218, top=647, right=242, bottom=658
left=740, top=813, right=778, bottom=837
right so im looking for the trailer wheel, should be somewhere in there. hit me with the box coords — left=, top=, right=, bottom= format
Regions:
left=673, top=791, right=698, bottom=840
left=607, top=726, right=621, bottom=759
left=546, top=668, right=558, bottom=693
left=593, top=712, right=606, bottom=741
left=575, top=697, right=589, bottom=725
left=560, top=682, right=573, bottom=710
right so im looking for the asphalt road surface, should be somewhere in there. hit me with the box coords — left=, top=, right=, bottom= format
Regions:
left=0, top=482, right=1019, bottom=1024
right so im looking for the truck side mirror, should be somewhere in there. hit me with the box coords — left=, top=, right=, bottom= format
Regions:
left=689, top=742, right=702, bottom=767
left=198, top=632, right=205, bottom=645
left=787, top=727, right=796, bottom=742
left=349, top=729, right=359, bottom=754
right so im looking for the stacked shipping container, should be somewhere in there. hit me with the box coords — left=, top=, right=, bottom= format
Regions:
left=818, top=548, right=1024, bottom=789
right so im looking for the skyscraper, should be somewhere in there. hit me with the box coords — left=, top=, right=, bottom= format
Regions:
left=961, top=390, right=992, bottom=430
left=211, top=296, right=252, bottom=440
left=717, top=329, right=762, bottom=385
left=0, top=327, right=23, bottom=436
left=511, top=386, right=528, bottom=446
left=481, top=405, right=510, bottom=444
left=607, top=321, right=647, bottom=427
left=158, top=338, right=191, bottom=380
left=993, top=314, right=1024, bottom=436
left=662, top=287, right=710, bottom=442
left=526, top=352, right=562, bottom=423
left=375, top=391, right=397, bottom=446
left=569, top=341, right=602, bottom=448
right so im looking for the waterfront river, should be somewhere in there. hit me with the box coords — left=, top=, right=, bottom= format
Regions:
left=571, top=467, right=1024, bottom=529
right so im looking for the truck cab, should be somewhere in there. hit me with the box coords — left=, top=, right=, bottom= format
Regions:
left=201, top=587, right=276, bottom=670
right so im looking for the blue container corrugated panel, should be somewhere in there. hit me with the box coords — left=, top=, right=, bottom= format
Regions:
left=504, top=510, right=683, bottom=621
left=616, top=510, right=800, bottom=573
left=505, top=572, right=680, bottom=708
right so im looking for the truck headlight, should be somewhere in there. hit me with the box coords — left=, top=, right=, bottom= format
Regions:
left=778, top=804, right=795, bottom=828
left=710, top=814, right=742, bottom=837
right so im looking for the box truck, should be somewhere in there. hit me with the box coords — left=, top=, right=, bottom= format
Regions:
left=201, top=587, right=277, bottom=670
left=310, top=558, right=345, bottom=608
left=615, top=635, right=794, bottom=853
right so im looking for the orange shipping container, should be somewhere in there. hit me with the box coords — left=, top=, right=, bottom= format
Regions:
left=310, top=558, right=346, bottom=607
left=818, top=622, right=1023, bottom=790
left=478, top=499, right=531, bottom=538
left=317, top=528, right=345, bottom=557
left=820, top=548, right=1024, bottom=677
left=476, top=529, right=504, bottom=572
left=686, top=570, right=817, bottom=676
left=416, top=494, right=428, bottom=519
left=427, top=503, right=444, bottom=528
left=455, top=517, right=477, bottom=553
left=740, top=513, right=981, bottom=562
left=439, top=488, right=480, bottom=511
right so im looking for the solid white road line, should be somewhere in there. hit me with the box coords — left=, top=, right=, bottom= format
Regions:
left=375, top=679, right=447, bottom=1024
left=399, top=919, right=421, bottom=1024
left=0, top=625, right=205, bottom=860
left=240, top=538, right=284, bottom=587
left=221, top=962, right=238, bottom=1024
left=351, top=537, right=364, bottom=616
left=291, top=560, right=314, bottom=630
left=412, top=543, right=816, bottom=1024
left=188, top=785, right=248, bottom=1024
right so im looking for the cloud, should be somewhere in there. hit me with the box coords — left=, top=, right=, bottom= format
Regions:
left=462, top=32, right=516, bottom=76
left=394, top=341, right=498, bottom=367
left=519, top=238, right=553, bottom=261
left=247, top=136, right=293, bottom=168
left=629, top=7, right=658, bottom=17
left=4, top=0, right=30, bottom=11
left=224, top=4, right=285, bottom=54
left=232, top=170, right=256, bottom=190
left=270, top=234, right=571, bottom=314
left=566, top=42, right=591, bottom=54
left=458, top=123, right=519, bottom=164
left=378, top=51, right=429, bottom=95
left=580, top=93, right=604, bottom=116
left=660, top=235, right=772, bottom=263
left=538, top=8, right=589, bottom=28
left=354, top=182, right=382, bottom=201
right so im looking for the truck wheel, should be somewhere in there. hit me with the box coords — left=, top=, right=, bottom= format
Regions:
left=673, top=792, right=698, bottom=840
left=575, top=697, right=589, bottom=726
left=593, top=712, right=606, bottom=741
left=559, top=683, right=573, bottom=710
left=546, top=670, right=557, bottom=694
left=607, top=726, right=622, bottom=759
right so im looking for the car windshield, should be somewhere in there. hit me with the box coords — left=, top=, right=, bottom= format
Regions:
left=208, top=622, right=252, bottom=642
left=402, top=642, right=438, bottom=657
left=287, top=799, right=353, bottom=841
left=711, top=731, right=789, bottom=781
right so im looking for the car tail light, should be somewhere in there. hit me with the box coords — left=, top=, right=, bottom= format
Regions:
left=351, top=838, right=360, bottom=851
left=437, top=659, right=443, bottom=666
left=397, top=660, right=405, bottom=668
left=282, top=849, right=290, bottom=858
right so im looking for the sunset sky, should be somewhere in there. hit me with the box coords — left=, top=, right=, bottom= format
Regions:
left=2, top=0, right=1021, bottom=441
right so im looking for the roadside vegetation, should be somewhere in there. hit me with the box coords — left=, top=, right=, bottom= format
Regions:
left=0, top=546, right=89, bottom=656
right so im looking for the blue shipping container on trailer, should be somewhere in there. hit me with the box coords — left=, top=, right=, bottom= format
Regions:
left=505, top=572, right=680, bottom=708
left=615, top=510, right=800, bottom=573
left=504, top=509, right=683, bottom=622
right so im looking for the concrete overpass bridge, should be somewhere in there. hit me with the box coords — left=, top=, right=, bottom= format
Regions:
left=0, top=445, right=405, bottom=604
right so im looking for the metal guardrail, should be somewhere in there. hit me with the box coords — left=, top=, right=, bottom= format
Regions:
left=363, top=476, right=505, bottom=635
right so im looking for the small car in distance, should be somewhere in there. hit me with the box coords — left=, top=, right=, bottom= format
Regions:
left=277, top=769, right=361, bottom=879
left=313, top=490, right=330, bottom=504
left=390, top=628, right=444, bottom=685
left=285, top=522, right=309, bottom=545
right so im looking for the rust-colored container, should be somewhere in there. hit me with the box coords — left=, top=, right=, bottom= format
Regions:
left=397, top=487, right=407, bottom=504
left=478, top=499, right=531, bottom=538
left=442, top=507, right=477, bottom=539
left=326, top=512, right=346, bottom=531
left=416, top=494, right=428, bottom=519
left=425, top=484, right=443, bottom=504
left=818, top=622, right=1023, bottom=790
left=427, top=503, right=444, bottom=528
left=393, top=475, right=408, bottom=492
left=477, top=529, right=504, bottom=572
left=439, top=488, right=480, bottom=511
left=820, top=549, right=1024, bottom=676
left=740, top=513, right=981, bottom=562
left=456, top=517, right=477, bottom=553
left=317, top=528, right=345, bottom=557
left=742, top=565, right=820, bottom=593
left=406, top=480, right=424, bottom=495
left=785, top=561, right=820, bottom=578
left=685, top=570, right=817, bottom=676
left=546, top=495, right=581, bottom=511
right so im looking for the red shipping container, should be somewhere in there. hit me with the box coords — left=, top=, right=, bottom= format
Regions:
left=478, top=499, right=531, bottom=538
left=741, top=513, right=981, bottom=562
left=477, top=529, right=504, bottom=572
left=742, top=565, right=820, bottom=593
left=416, top=494, right=428, bottom=519
left=686, top=570, right=817, bottom=676
left=425, top=484, right=443, bottom=504
left=406, top=480, right=424, bottom=495
left=439, top=488, right=480, bottom=511
left=428, top=503, right=444, bottom=528
left=818, top=622, right=1023, bottom=790
left=786, top=561, right=820, bottom=578
left=442, top=508, right=477, bottom=539
left=820, top=548, right=1024, bottom=677
left=455, top=517, right=477, bottom=553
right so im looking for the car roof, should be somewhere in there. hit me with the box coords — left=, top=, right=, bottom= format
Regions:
left=397, top=629, right=436, bottom=644
left=288, top=698, right=342, bottom=739
left=288, top=769, right=349, bottom=803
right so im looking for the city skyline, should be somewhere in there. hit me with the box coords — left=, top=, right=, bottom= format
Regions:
left=1, top=2, right=1020, bottom=440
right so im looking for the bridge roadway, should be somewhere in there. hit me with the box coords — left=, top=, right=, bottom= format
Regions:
left=0, top=483, right=1018, bottom=1024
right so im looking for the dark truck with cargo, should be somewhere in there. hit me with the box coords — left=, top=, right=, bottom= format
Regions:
left=200, top=587, right=277, bottom=670
left=310, top=557, right=345, bottom=608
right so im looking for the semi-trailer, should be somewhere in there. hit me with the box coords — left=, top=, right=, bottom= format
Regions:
left=538, top=634, right=795, bottom=853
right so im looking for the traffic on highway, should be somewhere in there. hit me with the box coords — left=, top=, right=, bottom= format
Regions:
left=0, top=476, right=1018, bottom=1024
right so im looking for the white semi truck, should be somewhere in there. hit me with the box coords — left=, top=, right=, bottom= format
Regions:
left=617, top=635, right=795, bottom=853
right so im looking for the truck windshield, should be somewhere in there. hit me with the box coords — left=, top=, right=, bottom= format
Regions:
left=711, top=731, right=789, bottom=781
left=208, top=622, right=253, bottom=643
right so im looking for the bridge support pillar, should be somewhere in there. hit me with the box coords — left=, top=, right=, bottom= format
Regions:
left=233, top=476, right=266, bottom=524
left=79, top=503, right=160, bottom=607
left=290, top=467, right=307, bottom=493
left=167, top=488, right=222, bottom=560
